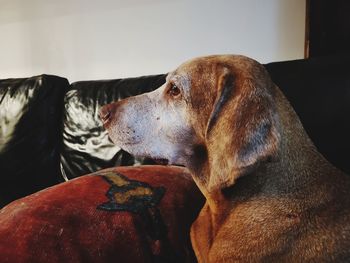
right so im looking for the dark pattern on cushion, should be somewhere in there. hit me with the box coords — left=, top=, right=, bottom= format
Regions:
left=97, top=171, right=165, bottom=213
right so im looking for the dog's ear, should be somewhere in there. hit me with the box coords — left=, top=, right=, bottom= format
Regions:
left=204, top=70, right=280, bottom=193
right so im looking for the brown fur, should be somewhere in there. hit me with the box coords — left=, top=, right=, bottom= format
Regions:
left=103, top=55, right=350, bottom=262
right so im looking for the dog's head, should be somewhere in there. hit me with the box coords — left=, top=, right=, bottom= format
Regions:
left=100, top=55, right=280, bottom=194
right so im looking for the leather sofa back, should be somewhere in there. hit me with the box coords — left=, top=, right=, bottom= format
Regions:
left=60, top=75, right=166, bottom=179
left=266, top=54, right=350, bottom=174
left=0, top=75, right=69, bottom=207
left=61, top=55, right=350, bottom=180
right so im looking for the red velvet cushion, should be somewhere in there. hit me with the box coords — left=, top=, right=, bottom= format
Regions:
left=0, top=165, right=204, bottom=263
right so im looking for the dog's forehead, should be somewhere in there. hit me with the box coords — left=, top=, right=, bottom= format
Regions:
left=169, top=55, right=258, bottom=79
left=176, top=56, right=225, bottom=73
left=167, top=56, right=225, bottom=83
left=165, top=55, right=267, bottom=97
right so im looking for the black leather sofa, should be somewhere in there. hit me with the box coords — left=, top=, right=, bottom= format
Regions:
left=1, top=54, right=349, bottom=207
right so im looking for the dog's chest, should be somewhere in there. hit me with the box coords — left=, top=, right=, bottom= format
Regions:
left=190, top=204, right=213, bottom=262
left=190, top=200, right=304, bottom=262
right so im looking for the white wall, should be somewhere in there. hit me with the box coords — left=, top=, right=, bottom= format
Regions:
left=0, top=0, right=305, bottom=82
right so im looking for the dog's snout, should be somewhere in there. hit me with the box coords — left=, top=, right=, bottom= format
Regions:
left=99, top=104, right=114, bottom=124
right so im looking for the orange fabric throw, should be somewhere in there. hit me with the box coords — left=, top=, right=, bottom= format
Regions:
left=0, top=166, right=204, bottom=263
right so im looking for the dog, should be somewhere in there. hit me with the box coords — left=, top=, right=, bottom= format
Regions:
left=100, top=55, right=350, bottom=262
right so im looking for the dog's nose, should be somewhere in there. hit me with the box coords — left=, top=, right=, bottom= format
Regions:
left=99, top=104, right=113, bottom=124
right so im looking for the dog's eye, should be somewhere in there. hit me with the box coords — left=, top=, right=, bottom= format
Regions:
left=168, top=84, right=181, bottom=97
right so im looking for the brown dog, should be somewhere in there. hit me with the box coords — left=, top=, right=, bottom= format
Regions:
left=100, top=55, right=350, bottom=262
